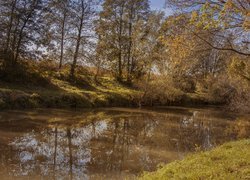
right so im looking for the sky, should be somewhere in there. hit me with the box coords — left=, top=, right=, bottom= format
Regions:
left=150, top=0, right=165, bottom=10
left=150, top=0, right=173, bottom=16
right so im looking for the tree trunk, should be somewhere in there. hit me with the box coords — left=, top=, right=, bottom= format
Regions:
left=117, top=4, right=124, bottom=82
left=127, top=7, right=133, bottom=83
left=13, top=0, right=37, bottom=64
left=127, top=22, right=132, bottom=83
left=59, top=12, right=66, bottom=69
left=5, top=0, right=17, bottom=54
left=70, top=0, right=85, bottom=79
left=70, top=29, right=82, bottom=78
left=94, top=60, right=100, bottom=82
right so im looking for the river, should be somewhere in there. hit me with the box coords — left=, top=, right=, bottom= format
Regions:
left=0, top=107, right=249, bottom=179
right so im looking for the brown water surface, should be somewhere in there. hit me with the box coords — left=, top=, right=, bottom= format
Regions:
left=0, top=107, right=249, bottom=179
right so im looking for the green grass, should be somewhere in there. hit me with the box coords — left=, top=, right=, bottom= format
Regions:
left=0, top=70, right=140, bottom=109
left=0, top=61, right=227, bottom=109
left=141, top=139, right=250, bottom=180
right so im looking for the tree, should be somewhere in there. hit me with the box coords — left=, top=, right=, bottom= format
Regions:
left=96, top=0, right=127, bottom=81
left=47, top=0, right=70, bottom=69
left=69, top=0, right=98, bottom=78
left=124, top=0, right=150, bottom=82
left=165, top=0, right=250, bottom=56
left=130, top=11, right=164, bottom=81
left=0, top=0, right=46, bottom=65
left=96, top=0, right=150, bottom=82
left=3, top=0, right=18, bottom=54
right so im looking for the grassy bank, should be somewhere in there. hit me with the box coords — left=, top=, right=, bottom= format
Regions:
left=0, top=61, right=229, bottom=110
left=141, top=139, right=250, bottom=180
left=0, top=63, right=141, bottom=109
left=0, top=80, right=139, bottom=110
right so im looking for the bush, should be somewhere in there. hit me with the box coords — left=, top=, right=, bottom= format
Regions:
left=135, top=76, right=184, bottom=106
left=227, top=59, right=250, bottom=113
left=196, top=75, right=235, bottom=104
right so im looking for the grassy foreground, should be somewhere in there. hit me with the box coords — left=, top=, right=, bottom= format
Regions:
left=141, top=140, right=250, bottom=180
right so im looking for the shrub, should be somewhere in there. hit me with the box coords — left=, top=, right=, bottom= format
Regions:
left=135, top=76, right=184, bottom=106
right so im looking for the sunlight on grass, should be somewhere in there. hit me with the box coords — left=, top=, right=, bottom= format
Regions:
left=0, top=73, right=140, bottom=109
left=141, top=140, right=250, bottom=180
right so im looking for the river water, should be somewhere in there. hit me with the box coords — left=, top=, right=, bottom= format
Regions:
left=0, top=107, right=249, bottom=179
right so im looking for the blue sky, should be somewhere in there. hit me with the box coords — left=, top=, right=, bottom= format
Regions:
left=150, top=0, right=173, bottom=16
left=150, top=0, right=165, bottom=10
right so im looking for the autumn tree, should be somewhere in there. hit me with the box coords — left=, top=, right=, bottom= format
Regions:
left=96, top=0, right=151, bottom=82
left=47, top=0, right=70, bottom=69
left=0, top=0, right=46, bottom=65
left=165, top=0, right=250, bottom=56
left=124, top=0, right=150, bottom=82
left=96, top=0, right=127, bottom=81
left=69, top=0, right=99, bottom=78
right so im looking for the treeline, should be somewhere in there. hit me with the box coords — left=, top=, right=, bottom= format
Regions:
left=0, top=0, right=249, bottom=111
left=0, top=0, right=99, bottom=78
left=0, top=0, right=160, bottom=81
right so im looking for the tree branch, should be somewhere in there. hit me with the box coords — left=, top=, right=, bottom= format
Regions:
left=193, top=32, right=250, bottom=56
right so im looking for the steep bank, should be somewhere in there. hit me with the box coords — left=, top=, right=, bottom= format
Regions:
left=0, top=79, right=139, bottom=109
left=0, top=72, right=140, bottom=109
left=141, top=139, right=250, bottom=180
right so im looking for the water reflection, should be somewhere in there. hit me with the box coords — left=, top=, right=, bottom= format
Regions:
left=0, top=108, right=249, bottom=179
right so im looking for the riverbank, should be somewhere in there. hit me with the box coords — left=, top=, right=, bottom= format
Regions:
left=0, top=76, right=140, bottom=109
left=0, top=80, right=222, bottom=110
left=0, top=62, right=228, bottom=110
left=141, top=139, right=250, bottom=180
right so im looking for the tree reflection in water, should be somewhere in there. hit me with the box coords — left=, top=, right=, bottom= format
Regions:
left=9, top=121, right=107, bottom=179
left=0, top=108, right=248, bottom=179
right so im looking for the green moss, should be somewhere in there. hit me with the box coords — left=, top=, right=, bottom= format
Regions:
left=141, top=139, right=250, bottom=180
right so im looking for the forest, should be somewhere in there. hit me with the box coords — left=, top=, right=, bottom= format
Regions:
left=0, top=0, right=249, bottom=179
left=0, top=0, right=249, bottom=112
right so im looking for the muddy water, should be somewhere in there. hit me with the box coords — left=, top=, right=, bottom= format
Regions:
left=0, top=107, right=249, bottom=179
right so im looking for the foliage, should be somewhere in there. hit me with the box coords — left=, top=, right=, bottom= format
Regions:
left=0, top=0, right=249, bottom=112
left=135, top=76, right=184, bottom=106
left=157, top=3, right=250, bottom=112
left=195, top=74, right=235, bottom=104
left=165, top=0, right=250, bottom=56
left=96, top=0, right=162, bottom=82
left=228, top=57, right=250, bottom=112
